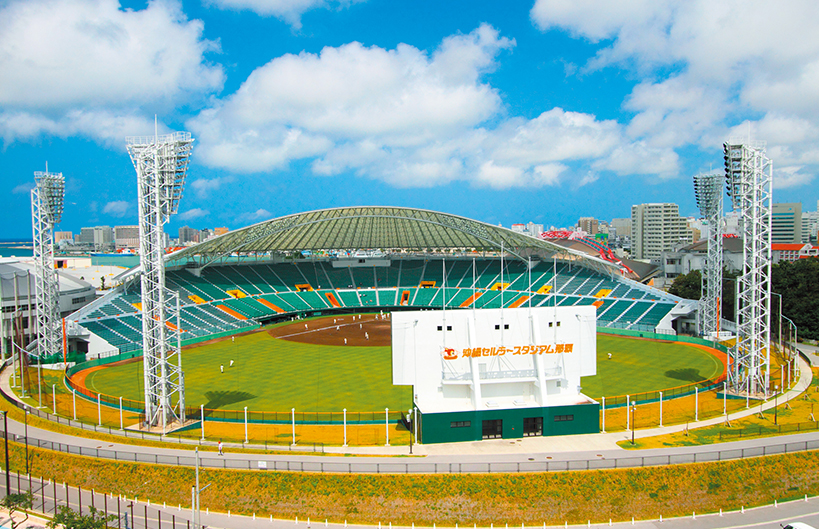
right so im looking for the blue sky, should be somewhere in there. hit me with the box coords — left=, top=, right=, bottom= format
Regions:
left=3, top=0, right=819, bottom=239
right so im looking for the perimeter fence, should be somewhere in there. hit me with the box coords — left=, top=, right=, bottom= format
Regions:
left=6, top=429, right=819, bottom=474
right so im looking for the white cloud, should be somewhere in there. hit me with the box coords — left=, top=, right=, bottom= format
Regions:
left=192, top=26, right=677, bottom=188
left=773, top=166, right=814, bottom=189
left=102, top=200, right=130, bottom=217
left=593, top=141, right=679, bottom=179
left=190, top=176, right=234, bottom=199
left=203, top=0, right=362, bottom=28
left=530, top=0, right=819, bottom=191
left=179, top=208, right=210, bottom=221
left=238, top=208, right=272, bottom=223
left=190, top=25, right=513, bottom=173
left=0, top=109, right=158, bottom=145
left=12, top=182, right=35, bottom=194
left=0, top=0, right=223, bottom=143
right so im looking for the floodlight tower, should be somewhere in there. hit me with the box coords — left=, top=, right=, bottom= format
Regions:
left=127, top=131, right=193, bottom=431
left=693, top=173, right=724, bottom=338
left=30, top=170, right=65, bottom=367
left=724, top=141, right=773, bottom=396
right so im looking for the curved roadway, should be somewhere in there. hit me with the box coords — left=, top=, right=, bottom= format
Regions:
left=1, top=351, right=816, bottom=528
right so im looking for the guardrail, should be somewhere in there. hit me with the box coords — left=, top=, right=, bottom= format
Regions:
left=7, top=431, right=819, bottom=474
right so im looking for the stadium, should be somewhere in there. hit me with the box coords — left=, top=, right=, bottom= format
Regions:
left=55, top=206, right=729, bottom=444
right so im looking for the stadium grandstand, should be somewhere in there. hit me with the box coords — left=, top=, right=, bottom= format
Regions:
left=66, top=207, right=696, bottom=356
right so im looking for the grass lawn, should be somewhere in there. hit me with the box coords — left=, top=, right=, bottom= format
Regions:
left=580, top=334, right=724, bottom=399
left=81, top=329, right=723, bottom=413
left=83, top=329, right=410, bottom=413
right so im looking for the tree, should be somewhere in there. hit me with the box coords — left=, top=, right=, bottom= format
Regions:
left=668, top=270, right=702, bottom=300
left=771, top=258, right=819, bottom=341
left=99, top=276, right=106, bottom=290
left=2, top=491, right=33, bottom=529
left=47, top=505, right=117, bottom=529
left=667, top=268, right=739, bottom=322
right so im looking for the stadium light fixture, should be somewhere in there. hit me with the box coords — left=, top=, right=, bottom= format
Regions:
left=723, top=140, right=773, bottom=397
left=127, top=129, right=194, bottom=432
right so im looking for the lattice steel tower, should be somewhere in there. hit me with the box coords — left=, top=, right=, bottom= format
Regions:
left=127, top=131, right=193, bottom=430
left=724, top=141, right=773, bottom=396
left=31, top=169, right=65, bottom=368
left=693, top=173, right=723, bottom=338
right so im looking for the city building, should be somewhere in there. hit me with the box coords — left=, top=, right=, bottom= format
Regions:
left=178, top=226, right=200, bottom=244
left=630, top=203, right=693, bottom=260
left=771, top=203, right=802, bottom=244
left=658, top=237, right=744, bottom=288
left=114, top=225, right=140, bottom=250
left=77, top=226, right=114, bottom=251
left=578, top=217, right=599, bottom=235
left=610, top=218, right=631, bottom=239
left=510, top=222, right=543, bottom=238
left=771, top=243, right=819, bottom=263
left=54, top=231, right=73, bottom=244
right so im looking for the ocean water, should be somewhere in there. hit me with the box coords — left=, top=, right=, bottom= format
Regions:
left=0, top=242, right=33, bottom=258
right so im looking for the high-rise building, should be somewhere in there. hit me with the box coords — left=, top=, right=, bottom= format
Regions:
left=179, top=226, right=200, bottom=244
left=78, top=226, right=113, bottom=249
left=610, top=218, right=631, bottom=238
left=114, top=225, right=140, bottom=249
left=54, top=231, right=73, bottom=244
left=630, top=203, right=692, bottom=260
left=578, top=217, right=599, bottom=235
left=771, top=203, right=802, bottom=244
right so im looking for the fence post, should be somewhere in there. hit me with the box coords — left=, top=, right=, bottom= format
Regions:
left=291, top=408, right=296, bottom=446
left=52, top=384, right=56, bottom=415
left=385, top=408, right=390, bottom=446
left=601, top=397, right=605, bottom=433
left=659, top=391, right=663, bottom=428
left=695, top=387, right=698, bottom=422
left=200, top=404, right=205, bottom=441
left=119, top=397, right=123, bottom=430
left=244, top=406, right=248, bottom=444
left=343, top=409, right=347, bottom=447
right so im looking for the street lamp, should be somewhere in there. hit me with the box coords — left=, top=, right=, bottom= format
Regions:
left=23, top=408, right=28, bottom=476
left=631, top=402, right=637, bottom=445
left=771, top=292, right=783, bottom=359
left=2, top=411, right=8, bottom=495
left=774, top=384, right=779, bottom=425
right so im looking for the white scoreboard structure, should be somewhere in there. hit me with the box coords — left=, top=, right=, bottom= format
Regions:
left=392, top=306, right=600, bottom=443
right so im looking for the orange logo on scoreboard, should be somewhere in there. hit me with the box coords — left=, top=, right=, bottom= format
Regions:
left=442, top=344, right=574, bottom=360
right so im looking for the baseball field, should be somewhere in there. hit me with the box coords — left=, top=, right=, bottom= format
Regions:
left=79, top=314, right=725, bottom=413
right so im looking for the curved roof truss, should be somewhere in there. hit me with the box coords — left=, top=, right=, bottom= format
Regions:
left=166, top=207, right=622, bottom=277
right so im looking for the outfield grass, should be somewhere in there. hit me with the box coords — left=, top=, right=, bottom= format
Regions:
left=84, top=329, right=409, bottom=413
left=580, top=334, right=724, bottom=399
left=82, top=329, right=724, bottom=413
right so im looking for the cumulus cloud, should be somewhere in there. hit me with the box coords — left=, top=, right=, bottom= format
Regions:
left=531, top=0, right=819, bottom=190
left=238, top=208, right=272, bottom=223
left=203, top=0, right=363, bottom=28
left=102, top=200, right=130, bottom=217
left=773, top=166, right=814, bottom=189
left=191, top=25, right=677, bottom=189
left=179, top=208, right=210, bottom=221
left=190, top=176, right=234, bottom=199
left=0, top=0, right=223, bottom=143
left=12, top=182, right=35, bottom=194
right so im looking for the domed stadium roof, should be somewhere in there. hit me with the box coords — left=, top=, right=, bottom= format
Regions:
left=167, top=206, right=624, bottom=276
